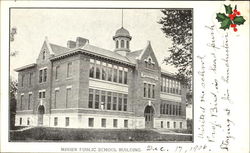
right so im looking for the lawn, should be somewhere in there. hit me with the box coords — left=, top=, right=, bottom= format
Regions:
left=10, top=127, right=192, bottom=142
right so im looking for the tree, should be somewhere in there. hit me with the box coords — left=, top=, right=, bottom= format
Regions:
left=158, top=9, right=192, bottom=87
left=10, top=27, right=18, bottom=129
left=10, top=77, right=17, bottom=129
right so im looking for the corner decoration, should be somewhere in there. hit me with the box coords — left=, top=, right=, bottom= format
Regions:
left=216, top=4, right=246, bottom=32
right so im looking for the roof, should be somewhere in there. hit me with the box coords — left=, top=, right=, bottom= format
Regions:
left=126, top=49, right=143, bottom=63
left=113, top=27, right=132, bottom=40
left=81, top=44, right=132, bottom=64
left=50, top=43, right=135, bottom=66
left=115, top=27, right=130, bottom=36
left=50, top=43, right=70, bottom=54
left=14, top=63, right=36, bottom=72
left=161, top=68, right=176, bottom=77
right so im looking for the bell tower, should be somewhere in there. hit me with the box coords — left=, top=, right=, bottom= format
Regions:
left=113, top=9, right=132, bottom=56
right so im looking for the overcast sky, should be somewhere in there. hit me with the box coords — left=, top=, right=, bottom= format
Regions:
left=10, top=9, right=176, bottom=79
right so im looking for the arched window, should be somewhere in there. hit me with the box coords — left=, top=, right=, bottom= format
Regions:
left=126, top=41, right=129, bottom=49
left=42, top=50, right=46, bottom=60
left=116, top=40, right=119, bottom=48
left=121, top=40, right=124, bottom=48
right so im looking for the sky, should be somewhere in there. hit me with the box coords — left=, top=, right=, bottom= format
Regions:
left=10, top=9, right=176, bottom=79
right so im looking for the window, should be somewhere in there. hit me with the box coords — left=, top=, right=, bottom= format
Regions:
left=124, top=71, right=128, bottom=84
left=123, top=94, right=127, bottom=111
left=170, top=80, right=172, bottom=93
left=113, top=66, right=117, bottom=82
left=43, top=68, right=47, bottom=82
left=119, top=69, right=123, bottom=83
left=89, top=63, right=95, bottom=78
left=66, top=88, right=71, bottom=108
left=39, top=70, right=43, bottom=83
left=55, top=66, right=59, bottom=80
left=124, top=119, right=128, bottom=128
left=54, top=90, right=59, bottom=109
left=65, top=117, right=70, bottom=127
left=107, top=92, right=112, bottom=110
left=20, top=95, right=24, bottom=110
left=42, top=91, right=46, bottom=98
left=39, top=68, right=47, bottom=83
left=88, top=118, right=94, bottom=127
left=148, top=84, right=151, bottom=98
left=161, top=121, right=164, bottom=128
left=163, top=104, right=166, bottom=114
left=102, top=62, right=106, bottom=80
left=39, top=91, right=46, bottom=99
left=167, top=121, right=170, bottom=128
left=113, top=119, right=118, bottom=128
left=107, top=65, right=112, bottom=81
left=161, top=78, right=163, bottom=92
left=20, top=118, right=22, bottom=125
left=27, top=118, right=30, bottom=125
left=176, top=105, right=178, bottom=116
left=152, top=85, right=155, bottom=98
left=28, top=94, right=32, bottom=110
left=88, top=89, right=94, bottom=108
left=101, top=118, right=106, bottom=127
left=54, top=117, right=58, bottom=126
left=42, top=50, right=46, bottom=60
left=144, top=83, right=147, bottom=97
left=96, top=61, right=100, bottom=79
left=166, top=104, right=169, bottom=115
left=180, top=122, right=182, bottom=129
left=113, top=93, right=117, bottom=110
left=118, top=93, right=122, bottom=111
left=29, top=73, right=33, bottom=86
left=101, top=91, right=106, bottom=110
left=160, top=104, right=163, bottom=114
left=179, top=105, right=181, bottom=116
left=174, top=122, right=176, bottom=128
left=21, top=75, right=24, bottom=87
left=67, top=62, right=72, bottom=77
left=116, top=40, right=119, bottom=48
left=173, top=105, right=175, bottom=116
left=170, top=105, right=172, bottom=115
left=163, top=78, right=166, bottom=92
left=95, top=90, right=100, bottom=109
left=166, top=78, right=169, bottom=93
left=121, top=40, right=124, bottom=48
left=126, top=41, right=129, bottom=49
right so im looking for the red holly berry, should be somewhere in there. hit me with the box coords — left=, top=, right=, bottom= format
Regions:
left=233, top=28, right=238, bottom=32
left=236, top=11, right=240, bottom=15
left=233, top=9, right=237, bottom=13
left=229, top=14, right=236, bottom=20
left=230, top=24, right=236, bottom=28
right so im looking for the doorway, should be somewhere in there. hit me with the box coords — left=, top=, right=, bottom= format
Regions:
left=38, top=105, right=45, bottom=126
left=144, top=105, right=154, bottom=128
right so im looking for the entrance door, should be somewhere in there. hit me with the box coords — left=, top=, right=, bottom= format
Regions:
left=144, top=105, right=154, bottom=128
left=38, top=105, right=45, bottom=126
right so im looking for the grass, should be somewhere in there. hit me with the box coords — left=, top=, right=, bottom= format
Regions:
left=10, top=127, right=192, bottom=142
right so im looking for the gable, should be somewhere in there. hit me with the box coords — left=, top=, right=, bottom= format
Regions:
left=36, top=40, right=53, bottom=64
left=138, top=41, right=159, bottom=67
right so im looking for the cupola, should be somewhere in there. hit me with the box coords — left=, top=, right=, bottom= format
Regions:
left=113, top=27, right=132, bottom=56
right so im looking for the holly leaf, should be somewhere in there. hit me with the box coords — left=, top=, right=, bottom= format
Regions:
left=220, top=18, right=232, bottom=30
left=233, top=16, right=246, bottom=25
left=224, top=4, right=233, bottom=14
left=216, top=13, right=228, bottom=22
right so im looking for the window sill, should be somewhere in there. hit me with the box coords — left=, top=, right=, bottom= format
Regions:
left=160, top=92, right=182, bottom=97
left=89, top=78, right=128, bottom=87
left=66, top=77, right=73, bottom=80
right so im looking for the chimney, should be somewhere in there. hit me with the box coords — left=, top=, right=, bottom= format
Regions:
left=76, top=37, right=89, bottom=47
left=67, top=40, right=76, bottom=48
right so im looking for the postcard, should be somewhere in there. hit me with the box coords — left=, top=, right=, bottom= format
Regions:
left=0, top=1, right=249, bottom=153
